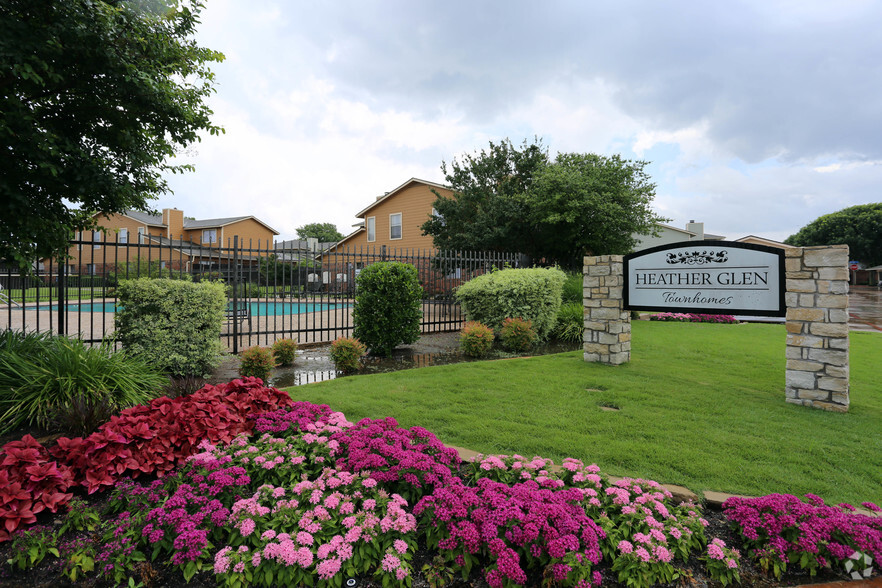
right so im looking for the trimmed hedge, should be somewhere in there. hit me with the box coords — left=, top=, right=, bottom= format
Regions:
left=352, top=262, right=423, bottom=356
left=115, top=278, right=226, bottom=376
left=455, top=267, right=566, bottom=340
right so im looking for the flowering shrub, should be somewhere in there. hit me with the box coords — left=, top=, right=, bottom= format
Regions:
left=723, top=493, right=882, bottom=579
left=649, top=313, right=738, bottom=323
left=462, top=453, right=559, bottom=487
left=329, top=337, right=366, bottom=373
left=271, top=338, right=298, bottom=366
left=48, top=378, right=294, bottom=493
left=0, top=435, right=74, bottom=541
left=251, top=402, right=351, bottom=437
left=415, top=477, right=605, bottom=587
left=464, top=455, right=710, bottom=588
left=459, top=321, right=494, bottom=357
left=239, top=346, right=276, bottom=380
left=331, top=417, right=462, bottom=504
left=700, top=538, right=741, bottom=586
left=216, top=468, right=417, bottom=587
left=500, top=317, right=536, bottom=351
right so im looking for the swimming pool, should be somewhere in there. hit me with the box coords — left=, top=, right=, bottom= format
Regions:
left=50, top=301, right=347, bottom=316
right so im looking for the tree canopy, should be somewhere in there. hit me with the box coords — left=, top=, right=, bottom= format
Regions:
left=0, top=0, right=224, bottom=269
left=420, top=138, right=666, bottom=270
left=296, top=222, right=344, bottom=243
left=784, top=203, right=882, bottom=266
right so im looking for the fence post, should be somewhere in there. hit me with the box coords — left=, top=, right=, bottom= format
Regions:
left=57, top=254, right=66, bottom=336
left=232, top=236, right=239, bottom=355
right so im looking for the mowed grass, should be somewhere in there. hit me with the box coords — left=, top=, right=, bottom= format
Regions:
left=283, top=321, right=882, bottom=506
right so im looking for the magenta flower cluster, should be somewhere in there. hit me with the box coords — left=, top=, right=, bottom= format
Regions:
left=250, top=402, right=351, bottom=435
left=650, top=312, right=738, bottom=323
left=215, top=468, right=417, bottom=586
left=723, top=493, right=882, bottom=578
left=414, top=477, right=605, bottom=587
left=330, top=417, right=462, bottom=503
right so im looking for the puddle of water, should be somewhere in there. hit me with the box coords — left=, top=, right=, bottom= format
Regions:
left=266, top=339, right=582, bottom=388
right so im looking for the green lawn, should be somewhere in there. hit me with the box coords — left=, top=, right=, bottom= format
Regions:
left=283, top=321, right=882, bottom=506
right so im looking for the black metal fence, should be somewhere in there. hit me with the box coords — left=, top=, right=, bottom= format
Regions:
left=1, top=237, right=524, bottom=352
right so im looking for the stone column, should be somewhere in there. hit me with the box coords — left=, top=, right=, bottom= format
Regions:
left=784, top=245, right=850, bottom=412
left=583, top=255, right=630, bottom=365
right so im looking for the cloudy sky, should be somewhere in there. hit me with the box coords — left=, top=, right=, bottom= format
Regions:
left=159, top=0, right=882, bottom=244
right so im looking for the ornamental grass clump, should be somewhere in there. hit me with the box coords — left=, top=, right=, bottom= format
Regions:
left=722, top=493, right=882, bottom=580
left=328, top=337, right=366, bottom=373
left=459, top=321, right=494, bottom=357
left=239, top=346, right=275, bottom=381
left=271, top=339, right=298, bottom=366
left=414, top=477, right=605, bottom=588
left=553, top=302, right=585, bottom=343
left=500, top=317, right=536, bottom=352
left=0, top=334, right=167, bottom=435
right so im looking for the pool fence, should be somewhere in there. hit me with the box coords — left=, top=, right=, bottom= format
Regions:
left=1, top=236, right=524, bottom=352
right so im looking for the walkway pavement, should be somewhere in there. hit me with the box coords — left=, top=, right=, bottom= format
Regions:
left=848, top=287, right=882, bottom=332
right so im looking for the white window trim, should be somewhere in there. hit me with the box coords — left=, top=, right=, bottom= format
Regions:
left=366, top=216, right=376, bottom=242
left=93, top=230, right=101, bottom=249
left=389, top=212, right=402, bottom=240
left=202, top=228, right=217, bottom=244
left=138, top=227, right=146, bottom=244
left=118, top=228, right=128, bottom=244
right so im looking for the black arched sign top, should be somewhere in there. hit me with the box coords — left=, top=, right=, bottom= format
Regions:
left=623, top=241, right=786, bottom=317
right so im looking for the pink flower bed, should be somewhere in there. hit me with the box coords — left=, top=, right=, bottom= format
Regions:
left=650, top=312, right=738, bottom=323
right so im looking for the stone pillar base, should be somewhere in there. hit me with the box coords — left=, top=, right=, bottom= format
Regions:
left=583, top=255, right=630, bottom=365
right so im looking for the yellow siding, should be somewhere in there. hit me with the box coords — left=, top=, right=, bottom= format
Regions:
left=183, top=218, right=276, bottom=249
left=338, top=181, right=451, bottom=253
left=63, top=213, right=158, bottom=270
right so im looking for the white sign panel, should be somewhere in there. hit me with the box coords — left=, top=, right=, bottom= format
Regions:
left=624, top=241, right=785, bottom=316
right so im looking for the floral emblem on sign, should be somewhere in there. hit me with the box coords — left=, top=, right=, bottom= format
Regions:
left=666, top=250, right=728, bottom=265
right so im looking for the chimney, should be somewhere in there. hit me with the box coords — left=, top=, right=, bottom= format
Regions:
left=686, top=220, right=704, bottom=241
left=163, top=208, right=184, bottom=240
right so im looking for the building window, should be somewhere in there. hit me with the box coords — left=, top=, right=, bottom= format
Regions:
left=366, top=217, right=376, bottom=242
left=92, top=230, right=101, bottom=249
left=202, top=229, right=217, bottom=244
left=118, top=228, right=128, bottom=244
left=86, top=264, right=95, bottom=275
left=390, top=213, right=402, bottom=240
left=138, top=227, right=146, bottom=244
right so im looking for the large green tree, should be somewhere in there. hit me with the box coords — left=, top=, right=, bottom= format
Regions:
left=784, top=203, right=882, bottom=266
left=0, top=0, right=223, bottom=269
left=420, top=138, right=549, bottom=255
left=296, top=222, right=344, bottom=243
left=421, top=138, right=665, bottom=270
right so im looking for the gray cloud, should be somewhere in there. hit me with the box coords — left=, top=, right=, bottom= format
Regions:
left=282, top=0, right=882, bottom=163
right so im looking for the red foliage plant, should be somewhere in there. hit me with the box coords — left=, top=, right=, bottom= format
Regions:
left=0, top=435, right=75, bottom=542
left=47, top=377, right=295, bottom=494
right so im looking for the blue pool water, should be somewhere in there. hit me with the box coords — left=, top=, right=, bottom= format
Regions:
left=51, top=301, right=345, bottom=316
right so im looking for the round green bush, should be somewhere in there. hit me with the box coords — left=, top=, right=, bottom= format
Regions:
left=272, top=338, right=298, bottom=366
left=459, top=321, right=494, bottom=357
left=455, top=267, right=565, bottom=341
left=329, top=337, right=366, bottom=373
left=239, top=346, right=275, bottom=381
left=352, top=262, right=423, bottom=356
